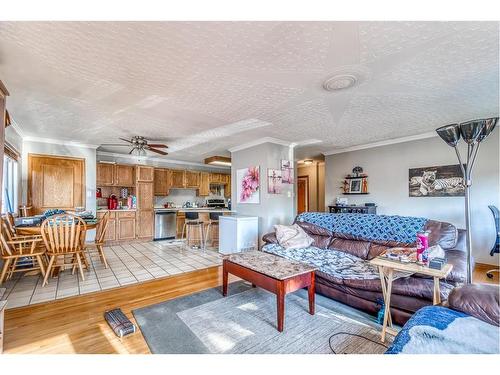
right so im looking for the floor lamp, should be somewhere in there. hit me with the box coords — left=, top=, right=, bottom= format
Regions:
left=436, top=117, right=498, bottom=284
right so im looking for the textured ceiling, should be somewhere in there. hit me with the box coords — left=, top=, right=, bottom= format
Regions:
left=0, top=21, right=498, bottom=162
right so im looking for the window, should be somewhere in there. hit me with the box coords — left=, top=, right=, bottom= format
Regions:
left=1, top=152, right=19, bottom=214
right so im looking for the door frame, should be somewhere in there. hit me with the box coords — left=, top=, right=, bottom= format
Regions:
left=297, top=175, right=309, bottom=213
left=27, top=153, right=86, bottom=211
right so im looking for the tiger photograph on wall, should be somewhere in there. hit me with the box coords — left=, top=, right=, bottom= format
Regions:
left=409, top=164, right=465, bottom=197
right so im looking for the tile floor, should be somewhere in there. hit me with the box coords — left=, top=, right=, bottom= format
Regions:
left=0, top=240, right=222, bottom=309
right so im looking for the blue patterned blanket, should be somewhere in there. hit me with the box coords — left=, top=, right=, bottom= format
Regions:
left=386, top=306, right=500, bottom=354
left=296, top=212, right=428, bottom=244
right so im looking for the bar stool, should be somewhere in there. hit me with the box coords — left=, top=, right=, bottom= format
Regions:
left=181, top=212, right=205, bottom=250
left=205, top=212, right=222, bottom=249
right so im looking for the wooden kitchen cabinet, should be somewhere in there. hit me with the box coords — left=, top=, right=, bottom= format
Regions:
left=224, top=174, right=231, bottom=198
left=117, top=211, right=136, bottom=240
left=136, top=210, right=154, bottom=238
left=115, top=164, right=135, bottom=187
left=198, top=172, right=210, bottom=196
left=137, top=182, right=154, bottom=210
left=97, top=162, right=115, bottom=186
left=209, top=173, right=222, bottom=183
left=169, top=169, right=186, bottom=188
left=136, top=166, right=154, bottom=182
left=185, top=170, right=200, bottom=188
left=154, top=168, right=170, bottom=196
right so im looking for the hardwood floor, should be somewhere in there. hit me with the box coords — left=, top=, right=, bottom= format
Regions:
left=3, top=264, right=499, bottom=354
left=473, top=263, right=499, bottom=284
left=4, top=266, right=229, bottom=354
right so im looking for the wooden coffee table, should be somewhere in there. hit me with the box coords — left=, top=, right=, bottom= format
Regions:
left=222, top=251, right=317, bottom=332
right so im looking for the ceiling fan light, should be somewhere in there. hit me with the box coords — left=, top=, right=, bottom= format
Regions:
left=436, top=124, right=461, bottom=147
left=476, top=117, right=498, bottom=142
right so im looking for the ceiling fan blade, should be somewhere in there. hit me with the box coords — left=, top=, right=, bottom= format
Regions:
left=119, top=137, right=133, bottom=144
left=100, top=144, right=131, bottom=147
left=129, top=148, right=135, bottom=154
left=147, top=147, right=168, bottom=155
left=147, top=144, right=168, bottom=148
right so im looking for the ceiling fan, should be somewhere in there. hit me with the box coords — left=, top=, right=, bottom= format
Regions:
left=101, top=136, right=168, bottom=156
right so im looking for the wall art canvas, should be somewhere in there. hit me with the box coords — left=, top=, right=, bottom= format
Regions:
left=237, top=166, right=260, bottom=204
left=409, top=164, right=465, bottom=197
left=267, top=168, right=282, bottom=194
left=281, top=159, right=294, bottom=184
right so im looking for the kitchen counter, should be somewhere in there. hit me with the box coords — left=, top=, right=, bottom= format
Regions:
left=154, top=207, right=236, bottom=213
left=97, top=207, right=137, bottom=212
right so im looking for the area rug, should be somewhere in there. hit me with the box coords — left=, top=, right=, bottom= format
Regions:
left=132, top=282, right=391, bottom=354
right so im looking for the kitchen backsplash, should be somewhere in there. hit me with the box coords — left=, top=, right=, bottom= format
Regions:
left=154, top=189, right=226, bottom=207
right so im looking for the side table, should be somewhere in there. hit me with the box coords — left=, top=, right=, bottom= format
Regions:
left=369, top=257, right=453, bottom=342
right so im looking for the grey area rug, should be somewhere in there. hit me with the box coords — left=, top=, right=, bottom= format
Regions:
left=132, top=282, right=391, bottom=354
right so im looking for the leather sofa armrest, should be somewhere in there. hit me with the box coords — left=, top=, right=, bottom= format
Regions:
left=448, top=284, right=500, bottom=326
left=444, top=249, right=468, bottom=285
left=448, top=229, right=466, bottom=252
left=262, top=232, right=278, bottom=244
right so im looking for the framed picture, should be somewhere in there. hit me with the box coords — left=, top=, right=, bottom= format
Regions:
left=236, top=166, right=260, bottom=204
left=409, top=164, right=465, bottom=197
left=349, top=178, right=362, bottom=193
left=281, top=159, right=294, bottom=184
left=281, top=159, right=292, bottom=169
left=267, top=168, right=282, bottom=194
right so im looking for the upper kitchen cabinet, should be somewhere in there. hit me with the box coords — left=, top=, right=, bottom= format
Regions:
left=136, top=166, right=154, bottom=182
left=224, top=174, right=231, bottom=198
left=169, top=169, right=186, bottom=189
left=154, top=168, right=170, bottom=196
left=115, top=164, right=135, bottom=187
left=97, top=163, right=135, bottom=187
left=209, top=173, right=222, bottom=183
left=97, top=162, right=115, bottom=186
left=198, top=172, right=210, bottom=196
left=185, top=170, right=200, bottom=189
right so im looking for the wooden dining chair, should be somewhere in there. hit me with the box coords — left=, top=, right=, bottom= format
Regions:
left=0, top=219, right=46, bottom=285
left=94, top=211, right=110, bottom=268
left=41, top=214, right=88, bottom=286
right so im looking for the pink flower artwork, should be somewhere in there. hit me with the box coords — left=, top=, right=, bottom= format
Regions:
left=237, top=166, right=260, bottom=204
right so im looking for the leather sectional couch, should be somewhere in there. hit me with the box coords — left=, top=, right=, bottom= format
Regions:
left=262, top=213, right=467, bottom=325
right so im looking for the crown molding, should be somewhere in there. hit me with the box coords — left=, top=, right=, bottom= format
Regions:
left=323, top=131, right=438, bottom=156
left=97, top=151, right=230, bottom=170
left=8, top=116, right=25, bottom=138
left=229, top=137, right=294, bottom=153
left=23, top=136, right=100, bottom=149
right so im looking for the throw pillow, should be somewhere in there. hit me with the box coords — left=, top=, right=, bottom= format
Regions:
left=274, top=224, right=314, bottom=250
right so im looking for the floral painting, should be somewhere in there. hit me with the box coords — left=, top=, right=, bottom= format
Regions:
left=267, top=168, right=282, bottom=194
left=237, top=166, right=260, bottom=203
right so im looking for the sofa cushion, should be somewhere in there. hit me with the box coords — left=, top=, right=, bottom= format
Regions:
left=328, top=237, right=372, bottom=259
left=448, top=284, right=500, bottom=326
left=262, top=243, right=380, bottom=280
left=296, top=212, right=428, bottom=246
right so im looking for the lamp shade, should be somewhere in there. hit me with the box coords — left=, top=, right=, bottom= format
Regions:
left=460, top=120, right=484, bottom=144
left=476, top=117, right=498, bottom=142
left=436, top=123, right=461, bottom=147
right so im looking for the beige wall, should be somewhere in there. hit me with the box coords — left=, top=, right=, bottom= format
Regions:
left=325, top=129, right=499, bottom=265
left=297, top=162, right=325, bottom=212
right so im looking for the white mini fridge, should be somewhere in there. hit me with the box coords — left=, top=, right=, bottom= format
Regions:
left=219, top=215, right=259, bottom=254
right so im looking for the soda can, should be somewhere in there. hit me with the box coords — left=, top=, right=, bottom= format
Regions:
left=416, top=231, right=430, bottom=263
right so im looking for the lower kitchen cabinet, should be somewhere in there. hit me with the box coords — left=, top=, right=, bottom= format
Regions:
left=137, top=210, right=154, bottom=238
left=117, top=211, right=136, bottom=240
left=97, top=211, right=117, bottom=241
left=176, top=212, right=185, bottom=238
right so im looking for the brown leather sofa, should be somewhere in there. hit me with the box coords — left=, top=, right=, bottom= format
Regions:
left=262, top=217, right=467, bottom=325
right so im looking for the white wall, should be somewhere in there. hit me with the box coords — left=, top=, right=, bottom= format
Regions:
left=231, top=142, right=295, bottom=243
left=21, top=140, right=97, bottom=215
left=325, top=129, right=500, bottom=265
